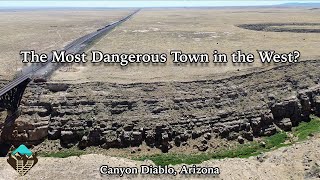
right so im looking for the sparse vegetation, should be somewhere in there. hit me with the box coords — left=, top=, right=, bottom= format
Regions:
left=39, top=149, right=85, bottom=158
left=134, top=133, right=287, bottom=166
left=293, top=115, right=320, bottom=141
left=134, top=116, right=320, bottom=166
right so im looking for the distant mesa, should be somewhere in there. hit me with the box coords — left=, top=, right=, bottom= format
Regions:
left=237, top=23, right=320, bottom=33
left=279, top=3, right=320, bottom=7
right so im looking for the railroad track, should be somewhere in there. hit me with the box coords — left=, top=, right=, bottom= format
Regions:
left=0, top=9, right=139, bottom=98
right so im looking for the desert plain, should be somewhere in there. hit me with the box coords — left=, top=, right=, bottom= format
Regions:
left=50, top=7, right=320, bottom=83
left=0, top=7, right=320, bottom=180
left=0, top=9, right=132, bottom=80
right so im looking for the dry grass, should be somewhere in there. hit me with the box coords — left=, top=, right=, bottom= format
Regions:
left=50, top=7, right=320, bottom=83
left=0, top=9, right=133, bottom=80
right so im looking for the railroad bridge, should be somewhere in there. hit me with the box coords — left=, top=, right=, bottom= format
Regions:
left=0, top=74, right=32, bottom=126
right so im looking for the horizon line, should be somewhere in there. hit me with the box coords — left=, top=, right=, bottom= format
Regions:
left=1, top=1, right=320, bottom=8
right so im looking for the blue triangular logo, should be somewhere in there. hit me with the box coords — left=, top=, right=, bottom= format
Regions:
left=11, top=144, right=32, bottom=156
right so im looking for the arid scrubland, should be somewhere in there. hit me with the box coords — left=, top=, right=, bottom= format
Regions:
left=50, top=8, right=320, bottom=83
left=0, top=9, right=133, bottom=80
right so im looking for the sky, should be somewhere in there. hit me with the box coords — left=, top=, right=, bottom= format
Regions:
left=0, top=1, right=319, bottom=8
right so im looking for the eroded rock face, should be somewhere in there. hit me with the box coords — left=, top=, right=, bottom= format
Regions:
left=315, top=96, right=320, bottom=116
left=271, top=97, right=302, bottom=126
left=0, top=60, right=319, bottom=152
left=0, top=116, right=48, bottom=146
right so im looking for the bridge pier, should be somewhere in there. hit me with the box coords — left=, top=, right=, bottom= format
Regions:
left=0, top=77, right=31, bottom=126
left=0, top=77, right=31, bottom=156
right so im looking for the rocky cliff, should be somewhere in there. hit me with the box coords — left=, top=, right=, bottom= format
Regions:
left=0, top=60, right=319, bottom=152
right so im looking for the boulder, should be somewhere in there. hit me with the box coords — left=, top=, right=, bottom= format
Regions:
left=260, top=125, right=277, bottom=136
left=88, top=128, right=102, bottom=146
left=260, top=111, right=274, bottom=126
left=28, top=126, right=48, bottom=141
left=241, top=130, right=254, bottom=141
left=299, top=94, right=311, bottom=120
left=192, top=130, right=202, bottom=139
left=196, top=144, right=208, bottom=152
left=237, top=136, right=245, bottom=144
left=180, top=132, right=190, bottom=141
left=145, top=130, right=155, bottom=147
left=132, top=131, right=143, bottom=146
left=102, top=130, right=121, bottom=148
left=200, top=138, right=208, bottom=144
left=60, top=130, right=78, bottom=147
left=203, top=132, right=212, bottom=140
left=78, top=136, right=88, bottom=149
left=160, top=132, right=170, bottom=153
left=48, top=128, right=61, bottom=140
left=227, top=132, right=239, bottom=140
left=250, top=117, right=262, bottom=136
left=276, top=118, right=292, bottom=131
left=121, top=131, right=132, bottom=147
left=46, top=83, right=69, bottom=92
left=174, top=135, right=181, bottom=146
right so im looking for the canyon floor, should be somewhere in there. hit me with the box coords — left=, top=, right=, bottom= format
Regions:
left=0, top=135, right=319, bottom=180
